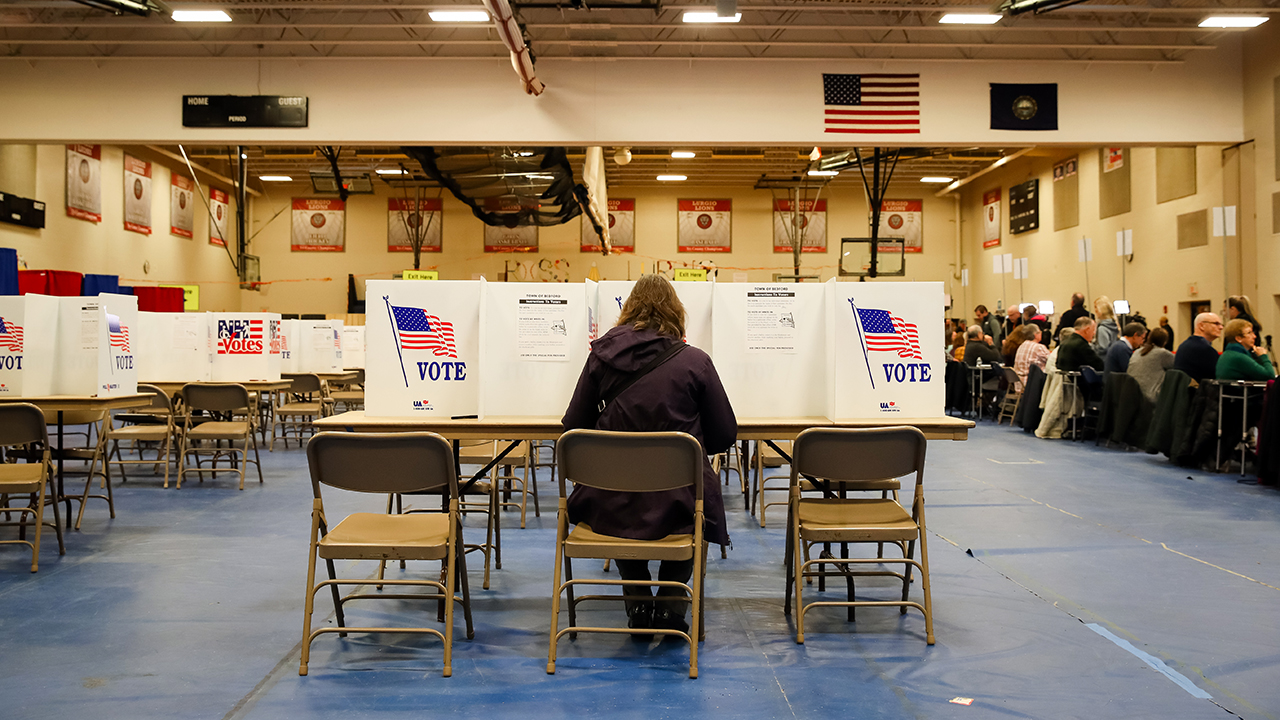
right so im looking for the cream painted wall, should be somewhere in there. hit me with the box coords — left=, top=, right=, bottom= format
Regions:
left=0, top=144, right=242, bottom=310
left=1243, top=21, right=1279, bottom=348
left=0, top=48, right=1244, bottom=146
left=240, top=182, right=962, bottom=315
left=956, top=145, right=1232, bottom=343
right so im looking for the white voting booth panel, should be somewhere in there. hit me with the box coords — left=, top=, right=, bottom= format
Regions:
left=267, top=318, right=283, bottom=378
left=711, top=283, right=827, bottom=418
left=210, top=313, right=281, bottom=381
left=278, top=319, right=300, bottom=373
left=54, top=294, right=139, bottom=397
left=297, top=319, right=343, bottom=373
left=827, top=280, right=945, bottom=419
left=135, top=312, right=213, bottom=382
left=342, top=326, right=365, bottom=369
left=481, top=282, right=590, bottom=417
left=0, top=294, right=58, bottom=397
left=366, top=280, right=482, bottom=417
left=595, top=280, right=714, bottom=353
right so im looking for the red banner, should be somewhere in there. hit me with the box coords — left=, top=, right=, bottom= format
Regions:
left=209, top=188, right=230, bottom=247
left=677, top=199, right=732, bottom=253
left=582, top=198, right=635, bottom=253
left=982, top=188, right=1001, bottom=249
left=772, top=198, right=827, bottom=253
left=483, top=197, right=538, bottom=252
left=291, top=198, right=346, bottom=252
left=123, top=154, right=152, bottom=235
left=65, top=144, right=102, bottom=223
left=388, top=198, right=444, bottom=252
left=170, top=174, right=194, bottom=238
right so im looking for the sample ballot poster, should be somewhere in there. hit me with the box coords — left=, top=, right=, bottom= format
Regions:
left=291, top=198, right=346, bottom=252
left=516, top=294, right=571, bottom=361
left=677, top=199, right=732, bottom=252
left=387, top=198, right=443, bottom=253
left=877, top=199, right=922, bottom=253
left=65, top=144, right=102, bottom=223
left=745, top=288, right=799, bottom=354
left=123, top=154, right=152, bottom=235
left=582, top=198, right=635, bottom=253
left=209, top=188, right=229, bottom=247
left=170, top=174, right=194, bottom=238
left=982, top=188, right=1002, bottom=249
left=772, top=199, right=827, bottom=253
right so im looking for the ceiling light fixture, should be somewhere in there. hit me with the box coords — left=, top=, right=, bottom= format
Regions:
left=920, top=176, right=954, bottom=183
left=807, top=170, right=839, bottom=177
left=683, top=12, right=741, bottom=23
left=259, top=175, right=293, bottom=182
left=671, top=151, right=696, bottom=159
left=939, top=13, right=1002, bottom=24
left=172, top=9, right=233, bottom=22
left=656, top=174, right=687, bottom=181
left=1198, top=15, right=1268, bottom=27
left=428, top=10, right=490, bottom=22
left=375, top=168, right=406, bottom=175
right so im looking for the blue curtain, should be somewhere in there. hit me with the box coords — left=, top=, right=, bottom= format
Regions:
left=0, top=249, right=18, bottom=296
left=82, top=274, right=120, bottom=296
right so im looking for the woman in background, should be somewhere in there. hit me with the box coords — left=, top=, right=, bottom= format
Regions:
left=1128, top=326, right=1176, bottom=402
left=1091, top=296, right=1119, bottom=356
left=1226, top=295, right=1262, bottom=340
left=1216, top=319, right=1275, bottom=382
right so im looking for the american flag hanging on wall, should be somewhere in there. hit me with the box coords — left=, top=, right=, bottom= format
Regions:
left=823, top=73, right=921, bottom=135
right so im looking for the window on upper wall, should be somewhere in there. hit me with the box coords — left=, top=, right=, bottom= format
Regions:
left=1156, top=147, right=1197, bottom=204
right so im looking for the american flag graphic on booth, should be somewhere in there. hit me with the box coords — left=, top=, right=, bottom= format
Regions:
left=391, top=305, right=457, bottom=358
left=107, top=313, right=130, bottom=352
left=0, top=317, right=23, bottom=352
left=823, top=73, right=920, bottom=135
left=855, top=306, right=921, bottom=359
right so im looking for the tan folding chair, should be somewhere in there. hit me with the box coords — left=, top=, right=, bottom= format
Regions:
left=753, top=440, right=791, bottom=527
left=493, top=440, right=539, bottom=529
left=0, top=403, right=63, bottom=571
left=548, top=429, right=707, bottom=679
left=101, top=384, right=176, bottom=494
left=177, top=383, right=263, bottom=490
left=273, top=374, right=332, bottom=449
left=997, top=367, right=1023, bottom=425
left=786, top=426, right=934, bottom=646
left=330, top=369, right=365, bottom=412
left=43, top=409, right=111, bottom=529
left=300, top=431, right=473, bottom=677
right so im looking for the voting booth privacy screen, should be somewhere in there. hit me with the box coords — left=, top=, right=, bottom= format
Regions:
left=362, top=279, right=942, bottom=419
left=54, top=294, right=138, bottom=396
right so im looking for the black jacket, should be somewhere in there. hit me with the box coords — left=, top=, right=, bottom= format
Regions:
left=1056, top=303, right=1091, bottom=339
left=1057, top=334, right=1103, bottom=372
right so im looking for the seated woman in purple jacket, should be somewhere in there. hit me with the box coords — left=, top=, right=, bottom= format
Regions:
left=562, top=274, right=738, bottom=637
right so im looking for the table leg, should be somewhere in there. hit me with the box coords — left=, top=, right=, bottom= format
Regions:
left=58, top=410, right=69, bottom=529
left=1241, top=388, right=1249, bottom=478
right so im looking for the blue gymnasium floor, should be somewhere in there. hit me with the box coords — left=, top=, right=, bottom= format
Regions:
left=2, top=423, right=1279, bottom=720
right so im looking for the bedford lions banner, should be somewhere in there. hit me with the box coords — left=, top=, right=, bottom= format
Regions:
left=65, top=144, right=102, bottom=223
left=772, top=199, right=827, bottom=253
left=209, top=188, right=229, bottom=247
left=388, top=198, right=443, bottom=253
left=828, top=279, right=943, bottom=418
left=365, top=279, right=481, bottom=417
left=677, top=199, right=732, bottom=252
left=982, top=188, right=1001, bottom=249
left=170, top=174, right=194, bottom=238
left=483, top=197, right=538, bottom=252
left=582, top=198, right=635, bottom=253
left=877, top=199, right=922, bottom=253
left=123, top=154, right=152, bottom=235
left=292, top=198, right=346, bottom=251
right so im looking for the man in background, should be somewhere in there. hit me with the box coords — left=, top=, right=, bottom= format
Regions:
left=1003, top=305, right=1022, bottom=338
left=1057, top=317, right=1104, bottom=372
left=1104, top=322, right=1147, bottom=373
left=975, top=305, right=1003, bottom=346
left=1174, top=312, right=1223, bottom=383
left=1056, top=293, right=1090, bottom=341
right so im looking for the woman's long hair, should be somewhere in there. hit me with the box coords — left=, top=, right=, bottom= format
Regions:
left=1228, top=295, right=1255, bottom=319
left=617, top=274, right=686, bottom=338
left=1094, top=295, right=1115, bottom=321
left=1139, top=326, right=1168, bottom=356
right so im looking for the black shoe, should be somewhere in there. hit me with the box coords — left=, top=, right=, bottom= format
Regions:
left=627, top=604, right=654, bottom=640
left=652, top=607, right=689, bottom=635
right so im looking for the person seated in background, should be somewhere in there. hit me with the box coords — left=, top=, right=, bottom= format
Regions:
left=1003, top=305, right=1022, bottom=338
left=1055, top=292, right=1090, bottom=341
left=1091, top=296, right=1120, bottom=356
left=1014, top=323, right=1050, bottom=391
left=1174, top=312, right=1223, bottom=383
left=1022, top=304, right=1051, bottom=346
left=950, top=330, right=967, bottom=361
left=1216, top=319, right=1276, bottom=382
left=1001, top=325, right=1025, bottom=366
left=975, top=304, right=1003, bottom=346
left=1104, top=322, right=1148, bottom=373
left=1057, top=317, right=1104, bottom=372
left=1127, top=326, right=1175, bottom=402
left=963, top=324, right=1002, bottom=367
left=1158, top=316, right=1176, bottom=350
left=1226, top=295, right=1262, bottom=339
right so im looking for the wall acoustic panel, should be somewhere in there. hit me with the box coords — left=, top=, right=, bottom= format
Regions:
left=1099, top=147, right=1131, bottom=219
left=1177, top=209, right=1209, bottom=249
left=1156, top=147, right=1197, bottom=204
left=1052, top=156, right=1079, bottom=231
left=1272, top=191, right=1280, bottom=235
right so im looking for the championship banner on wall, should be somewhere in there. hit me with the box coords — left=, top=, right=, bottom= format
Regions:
left=170, top=174, right=194, bottom=238
left=209, top=188, right=229, bottom=247
left=291, top=198, right=346, bottom=252
left=677, top=199, right=731, bottom=252
left=123, top=154, right=152, bottom=235
left=877, top=199, right=922, bottom=253
left=582, top=198, right=635, bottom=253
left=482, top=197, right=538, bottom=252
left=772, top=199, right=827, bottom=253
left=1104, top=147, right=1124, bottom=173
left=982, top=188, right=1001, bottom=249
left=65, top=144, right=102, bottom=223
left=388, top=198, right=443, bottom=253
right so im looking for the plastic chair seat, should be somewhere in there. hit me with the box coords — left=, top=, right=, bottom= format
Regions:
left=0, top=462, right=45, bottom=489
left=564, top=522, right=695, bottom=561
left=318, top=512, right=451, bottom=561
left=186, top=420, right=251, bottom=439
left=797, top=498, right=919, bottom=542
